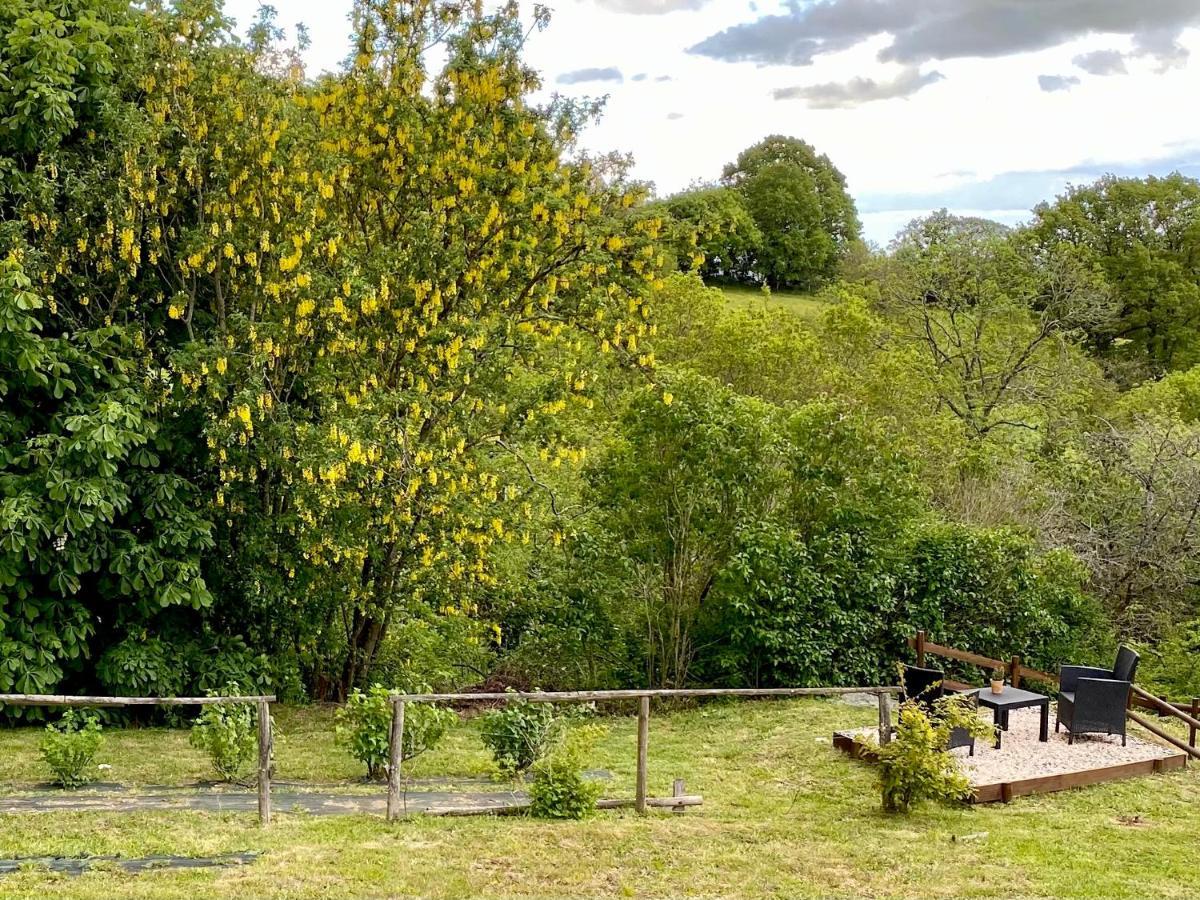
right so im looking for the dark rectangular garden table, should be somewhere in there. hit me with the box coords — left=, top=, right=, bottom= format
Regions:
left=970, top=685, right=1050, bottom=749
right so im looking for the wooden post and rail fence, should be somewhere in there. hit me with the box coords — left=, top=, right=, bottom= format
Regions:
left=0, top=686, right=905, bottom=825
left=0, top=693, right=276, bottom=824
left=382, top=685, right=902, bottom=822
left=907, top=629, right=1200, bottom=761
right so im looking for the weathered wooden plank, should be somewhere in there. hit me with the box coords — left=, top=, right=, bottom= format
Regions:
left=1131, top=687, right=1200, bottom=732
left=389, top=687, right=900, bottom=703
left=256, top=700, right=272, bottom=826
left=877, top=692, right=892, bottom=746
left=386, top=700, right=406, bottom=822
left=1015, top=665, right=1058, bottom=686
left=917, top=641, right=1007, bottom=672
left=420, top=795, right=704, bottom=818
left=1128, top=710, right=1200, bottom=760
left=998, top=760, right=1161, bottom=800
left=0, top=695, right=275, bottom=707
left=635, top=696, right=650, bottom=814
left=671, top=778, right=687, bottom=812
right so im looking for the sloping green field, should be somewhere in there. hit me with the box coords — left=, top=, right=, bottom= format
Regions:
left=719, top=284, right=826, bottom=319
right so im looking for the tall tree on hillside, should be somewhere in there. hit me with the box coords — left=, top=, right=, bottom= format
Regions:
left=884, top=212, right=1113, bottom=443
left=1027, top=174, right=1200, bottom=382
left=660, top=186, right=761, bottom=282
left=722, top=135, right=860, bottom=291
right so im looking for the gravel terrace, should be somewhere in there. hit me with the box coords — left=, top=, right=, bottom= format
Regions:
left=841, top=705, right=1180, bottom=787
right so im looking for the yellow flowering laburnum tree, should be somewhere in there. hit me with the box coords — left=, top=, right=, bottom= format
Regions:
left=91, top=0, right=670, bottom=696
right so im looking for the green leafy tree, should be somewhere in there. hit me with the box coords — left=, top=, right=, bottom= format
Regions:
left=584, top=371, right=784, bottom=686
left=898, top=523, right=1106, bottom=673
left=707, top=404, right=923, bottom=686
left=661, top=186, right=761, bottom=282
left=0, top=0, right=215, bottom=703
left=1041, top=416, right=1200, bottom=641
left=1027, top=174, right=1200, bottom=379
left=885, top=211, right=1112, bottom=444
left=722, top=136, right=860, bottom=290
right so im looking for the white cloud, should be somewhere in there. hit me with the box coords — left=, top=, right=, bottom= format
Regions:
left=774, top=66, right=944, bottom=108
left=594, top=0, right=714, bottom=13
left=1038, top=74, right=1080, bottom=92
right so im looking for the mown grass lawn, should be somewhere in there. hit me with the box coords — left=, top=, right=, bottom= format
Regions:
left=0, top=699, right=1196, bottom=899
left=719, top=284, right=826, bottom=319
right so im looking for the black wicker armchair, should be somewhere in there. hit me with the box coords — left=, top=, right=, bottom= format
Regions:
left=900, top=664, right=977, bottom=755
left=1055, top=646, right=1139, bottom=746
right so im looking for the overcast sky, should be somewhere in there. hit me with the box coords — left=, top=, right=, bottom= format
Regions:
left=224, top=0, right=1200, bottom=245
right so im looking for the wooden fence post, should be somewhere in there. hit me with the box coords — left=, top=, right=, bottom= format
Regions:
left=257, top=700, right=272, bottom=826
left=1009, top=656, right=1022, bottom=690
left=635, top=696, right=650, bottom=814
left=915, top=630, right=926, bottom=668
left=1191, top=698, right=1198, bottom=749
left=387, top=699, right=406, bottom=822
left=877, top=691, right=892, bottom=746
left=672, top=778, right=686, bottom=812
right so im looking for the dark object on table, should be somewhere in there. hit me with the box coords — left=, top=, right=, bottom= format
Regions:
left=973, top=685, right=1050, bottom=749
left=900, top=665, right=976, bottom=755
left=1056, top=646, right=1139, bottom=746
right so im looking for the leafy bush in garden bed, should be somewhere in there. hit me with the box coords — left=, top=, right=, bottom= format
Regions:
left=529, top=723, right=607, bottom=820
left=877, top=694, right=993, bottom=814
left=481, top=697, right=559, bottom=775
left=40, top=710, right=105, bottom=788
left=190, top=685, right=260, bottom=782
left=335, top=684, right=457, bottom=780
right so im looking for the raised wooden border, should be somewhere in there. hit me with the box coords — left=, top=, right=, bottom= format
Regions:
left=832, top=730, right=1187, bottom=803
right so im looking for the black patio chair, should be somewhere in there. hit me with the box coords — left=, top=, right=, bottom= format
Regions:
left=900, top=664, right=977, bottom=755
left=1055, top=646, right=1139, bottom=746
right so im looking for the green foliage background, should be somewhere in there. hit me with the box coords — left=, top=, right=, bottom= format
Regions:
left=4, top=0, right=1200, bottom=709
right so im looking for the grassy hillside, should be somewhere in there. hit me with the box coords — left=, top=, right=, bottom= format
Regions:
left=0, top=700, right=1195, bottom=898
left=719, top=283, right=826, bottom=319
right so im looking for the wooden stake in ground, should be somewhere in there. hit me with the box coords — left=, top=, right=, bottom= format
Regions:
left=877, top=691, right=892, bottom=746
left=636, top=696, right=650, bottom=814
left=387, top=700, right=406, bottom=822
left=257, top=700, right=272, bottom=826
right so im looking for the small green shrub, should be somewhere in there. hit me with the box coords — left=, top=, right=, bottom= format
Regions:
left=481, top=697, right=558, bottom=775
left=335, top=684, right=457, bottom=780
left=528, top=723, right=606, bottom=819
left=189, top=685, right=259, bottom=781
left=877, top=695, right=993, bottom=813
left=40, top=710, right=105, bottom=788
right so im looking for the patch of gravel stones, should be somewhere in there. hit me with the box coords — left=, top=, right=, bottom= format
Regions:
left=845, top=705, right=1176, bottom=787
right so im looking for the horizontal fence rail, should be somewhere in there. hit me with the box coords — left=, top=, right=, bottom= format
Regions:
left=383, top=685, right=902, bottom=821
left=908, top=630, right=1198, bottom=756
left=0, top=694, right=275, bottom=707
left=389, top=686, right=901, bottom=703
left=907, top=632, right=1057, bottom=689
left=0, top=694, right=276, bottom=824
